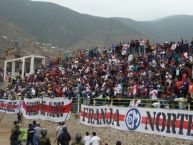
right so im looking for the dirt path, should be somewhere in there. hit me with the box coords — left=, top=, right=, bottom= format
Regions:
left=0, top=121, right=57, bottom=145
left=0, top=123, right=11, bottom=145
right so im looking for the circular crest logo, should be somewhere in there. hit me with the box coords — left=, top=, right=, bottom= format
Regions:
left=125, top=108, right=141, bottom=130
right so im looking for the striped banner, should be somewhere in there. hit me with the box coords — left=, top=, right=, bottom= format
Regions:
left=0, top=99, right=21, bottom=114
left=22, top=97, right=72, bottom=122
left=80, top=105, right=193, bottom=141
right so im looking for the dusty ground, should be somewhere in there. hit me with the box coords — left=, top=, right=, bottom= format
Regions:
left=0, top=113, right=192, bottom=145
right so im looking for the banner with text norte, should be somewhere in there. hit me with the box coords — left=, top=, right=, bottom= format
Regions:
left=80, top=105, right=193, bottom=141
left=22, top=97, right=72, bottom=122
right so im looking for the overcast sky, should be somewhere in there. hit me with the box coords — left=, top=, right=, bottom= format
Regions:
left=33, top=0, right=193, bottom=21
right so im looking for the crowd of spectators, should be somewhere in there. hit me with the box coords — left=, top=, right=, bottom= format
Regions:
left=1, top=38, right=193, bottom=108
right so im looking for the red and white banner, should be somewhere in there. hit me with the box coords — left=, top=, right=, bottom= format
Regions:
left=80, top=105, right=193, bottom=141
left=22, top=97, right=72, bottom=122
left=0, top=99, right=21, bottom=114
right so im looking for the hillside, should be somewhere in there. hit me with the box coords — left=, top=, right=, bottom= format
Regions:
left=114, top=15, right=193, bottom=43
left=0, top=0, right=143, bottom=49
left=0, top=16, right=35, bottom=50
left=0, top=0, right=193, bottom=50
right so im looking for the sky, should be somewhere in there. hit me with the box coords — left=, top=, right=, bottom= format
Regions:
left=32, top=0, right=193, bottom=21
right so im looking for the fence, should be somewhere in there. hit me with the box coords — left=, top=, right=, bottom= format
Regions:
left=71, top=97, right=79, bottom=113
left=72, top=97, right=193, bottom=114
left=1, top=96, right=191, bottom=114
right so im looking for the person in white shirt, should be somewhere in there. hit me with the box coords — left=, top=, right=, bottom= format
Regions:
left=128, top=54, right=134, bottom=64
left=83, top=132, right=91, bottom=145
left=171, top=43, right=176, bottom=51
left=90, top=132, right=101, bottom=145
left=165, top=72, right=172, bottom=86
left=149, top=88, right=158, bottom=100
left=31, top=87, right=36, bottom=96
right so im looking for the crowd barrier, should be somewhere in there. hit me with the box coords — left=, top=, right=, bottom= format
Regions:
left=1, top=97, right=192, bottom=114
left=74, top=97, right=193, bottom=114
left=71, top=97, right=79, bottom=113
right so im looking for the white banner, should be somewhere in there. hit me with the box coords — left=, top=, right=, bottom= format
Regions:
left=22, top=97, right=72, bottom=122
left=0, top=99, right=21, bottom=114
left=80, top=105, right=193, bottom=141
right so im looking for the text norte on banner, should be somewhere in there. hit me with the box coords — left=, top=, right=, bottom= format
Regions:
left=80, top=105, right=193, bottom=140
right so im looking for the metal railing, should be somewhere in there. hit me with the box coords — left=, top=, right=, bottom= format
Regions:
left=72, top=97, right=193, bottom=114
